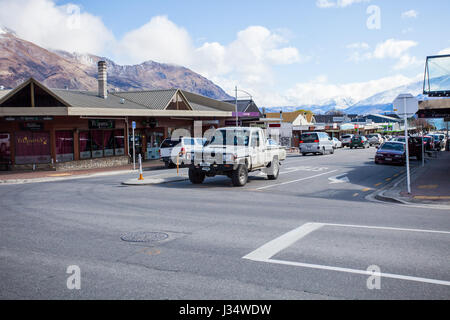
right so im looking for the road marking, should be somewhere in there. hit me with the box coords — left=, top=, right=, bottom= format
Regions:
left=353, top=193, right=359, bottom=197
left=243, top=223, right=325, bottom=261
left=385, top=178, right=392, bottom=182
left=414, top=196, right=450, bottom=200
left=393, top=174, right=399, bottom=177
left=328, top=174, right=350, bottom=184
left=417, top=185, right=438, bottom=190
left=375, top=183, right=383, bottom=187
left=362, top=188, right=372, bottom=192
left=243, top=222, right=450, bottom=286
left=255, top=170, right=338, bottom=191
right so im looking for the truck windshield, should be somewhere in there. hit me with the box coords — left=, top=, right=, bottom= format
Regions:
left=209, top=130, right=250, bottom=146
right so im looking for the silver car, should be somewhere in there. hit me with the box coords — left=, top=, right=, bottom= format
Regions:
left=300, top=132, right=334, bottom=156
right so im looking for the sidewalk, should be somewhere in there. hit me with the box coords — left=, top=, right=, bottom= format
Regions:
left=379, top=151, right=450, bottom=207
left=0, top=160, right=165, bottom=184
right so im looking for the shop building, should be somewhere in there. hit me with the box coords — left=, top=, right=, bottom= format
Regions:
left=0, top=62, right=234, bottom=171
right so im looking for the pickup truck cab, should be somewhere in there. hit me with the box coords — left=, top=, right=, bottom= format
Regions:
left=189, top=127, right=286, bottom=187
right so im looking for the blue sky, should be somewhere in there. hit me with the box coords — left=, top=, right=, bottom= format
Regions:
left=1, top=0, right=449, bottom=107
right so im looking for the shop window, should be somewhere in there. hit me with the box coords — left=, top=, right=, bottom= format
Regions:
left=15, top=131, right=51, bottom=164
left=114, top=130, right=125, bottom=156
left=103, top=130, right=115, bottom=157
left=55, top=131, right=74, bottom=162
left=91, top=130, right=104, bottom=158
left=79, top=131, right=91, bottom=159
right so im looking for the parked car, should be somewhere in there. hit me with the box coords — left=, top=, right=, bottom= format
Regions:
left=160, top=137, right=205, bottom=168
left=332, top=137, right=343, bottom=149
left=366, top=133, right=384, bottom=146
left=431, top=134, right=445, bottom=150
left=375, top=142, right=406, bottom=165
left=341, top=134, right=354, bottom=147
left=423, top=136, right=435, bottom=151
left=300, top=132, right=334, bottom=156
left=189, top=127, right=286, bottom=187
left=350, top=136, right=369, bottom=149
left=381, top=136, right=423, bottom=160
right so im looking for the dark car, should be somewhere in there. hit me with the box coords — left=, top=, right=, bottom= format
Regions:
left=350, top=136, right=369, bottom=149
left=375, top=142, right=406, bottom=165
left=423, top=136, right=435, bottom=151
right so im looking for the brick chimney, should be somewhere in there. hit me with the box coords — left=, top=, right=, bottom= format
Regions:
left=98, top=61, right=107, bottom=99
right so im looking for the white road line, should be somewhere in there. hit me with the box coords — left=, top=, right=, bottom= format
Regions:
left=243, top=223, right=325, bottom=261
left=243, top=222, right=450, bottom=286
left=264, top=259, right=450, bottom=286
left=323, top=223, right=450, bottom=235
left=255, top=170, right=338, bottom=191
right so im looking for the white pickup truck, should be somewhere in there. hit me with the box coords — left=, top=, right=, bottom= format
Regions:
left=189, top=127, right=286, bottom=187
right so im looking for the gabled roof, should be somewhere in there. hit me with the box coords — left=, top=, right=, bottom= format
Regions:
left=113, top=89, right=178, bottom=110
left=223, top=99, right=253, bottom=113
left=182, top=90, right=235, bottom=112
left=266, top=110, right=314, bottom=123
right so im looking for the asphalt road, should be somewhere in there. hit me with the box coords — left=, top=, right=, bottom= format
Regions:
left=1, top=147, right=449, bottom=300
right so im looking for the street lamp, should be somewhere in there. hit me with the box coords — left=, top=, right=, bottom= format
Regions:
left=235, top=86, right=253, bottom=127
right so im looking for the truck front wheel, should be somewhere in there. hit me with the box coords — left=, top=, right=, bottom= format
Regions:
left=189, top=168, right=205, bottom=184
left=232, top=164, right=248, bottom=187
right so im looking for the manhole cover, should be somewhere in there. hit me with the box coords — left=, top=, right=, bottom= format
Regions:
left=120, top=232, right=169, bottom=243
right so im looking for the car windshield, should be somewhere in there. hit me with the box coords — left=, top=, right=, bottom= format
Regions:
left=301, top=133, right=319, bottom=143
left=381, top=143, right=405, bottom=151
left=208, top=130, right=250, bottom=146
left=161, top=139, right=181, bottom=148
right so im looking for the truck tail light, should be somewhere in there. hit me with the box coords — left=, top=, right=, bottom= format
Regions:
left=314, top=140, right=319, bottom=143
left=299, top=141, right=304, bottom=144
left=181, top=147, right=186, bottom=155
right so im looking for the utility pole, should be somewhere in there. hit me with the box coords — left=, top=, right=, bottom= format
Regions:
left=235, top=86, right=239, bottom=127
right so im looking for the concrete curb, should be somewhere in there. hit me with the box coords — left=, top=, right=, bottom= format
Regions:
left=368, top=162, right=450, bottom=210
left=122, top=174, right=189, bottom=186
left=0, top=169, right=137, bottom=185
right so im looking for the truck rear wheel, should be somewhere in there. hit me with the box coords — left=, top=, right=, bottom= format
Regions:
left=267, top=158, right=280, bottom=180
left=189, top=168, right=205, bottom=184
left=232, top=164, right=248, bottom=187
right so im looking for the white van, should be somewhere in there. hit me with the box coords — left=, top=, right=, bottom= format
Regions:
left=300, top=132, right=334, bottom=156
left=160, top=137, right=206, bottom=168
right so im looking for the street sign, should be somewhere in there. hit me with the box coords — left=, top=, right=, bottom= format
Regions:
left=393, top=94, right=418, bottom=116
left=132, top=121, right=136, bottom=129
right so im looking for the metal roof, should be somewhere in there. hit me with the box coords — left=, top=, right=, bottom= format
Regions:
left=51, top=89, right=148, bottom=110
left=0, top=90, right=11, bottom=100
left=182, top=90, right=235, bottom=112
left=223, top=99, right=252, bottom=113
left=113, top=89, right=177, bottom=110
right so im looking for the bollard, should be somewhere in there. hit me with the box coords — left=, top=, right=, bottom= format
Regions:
left=138, top=154, right=144, bottom=181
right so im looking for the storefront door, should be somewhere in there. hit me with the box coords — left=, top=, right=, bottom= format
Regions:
left=0, top=133, right=11, bottom=170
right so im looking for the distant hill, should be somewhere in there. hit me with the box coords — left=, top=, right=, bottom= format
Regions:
left=0, top=30, right=231, bottom=100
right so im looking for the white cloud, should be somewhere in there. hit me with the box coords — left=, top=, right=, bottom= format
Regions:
left=283, top=74, right=416, bottom=107
left=0, top=0, right=114, bottom=54
left=115, top=16, right=194, bottom=66
left=346, top=39, right=420, bottom=70
left=372, top=39, right=418, bottom=59
left=316, top=0, right=370, bottom=8
left=438, top=48, right=450, bottom=55
left=402, top=10, right=419, bottom=19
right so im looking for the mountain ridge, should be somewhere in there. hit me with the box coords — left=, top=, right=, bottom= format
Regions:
left=0, top=31, right=231, bottom=100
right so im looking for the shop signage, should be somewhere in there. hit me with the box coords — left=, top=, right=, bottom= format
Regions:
left=20, top=122, right=44, bottom=131
left=89, top=119, right=115, bottom=129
